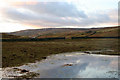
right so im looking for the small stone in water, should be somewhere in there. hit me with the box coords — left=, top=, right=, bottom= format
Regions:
left=63, top=64, right=73, bottom=67
left=42, top=57, right=47, bottom=59
left=21, top=69, right=29, bottom=73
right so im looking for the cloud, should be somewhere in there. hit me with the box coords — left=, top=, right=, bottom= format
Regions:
left=1, top=2, right=118, bottom=28
left=23, top=2, right=87, bottom=18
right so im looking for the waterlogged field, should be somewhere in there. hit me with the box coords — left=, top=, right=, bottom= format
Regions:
left=2, top=39, right=119, bottom=68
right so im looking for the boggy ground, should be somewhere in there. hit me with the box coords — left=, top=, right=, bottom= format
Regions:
left=2, top=39, right=119, bottom=68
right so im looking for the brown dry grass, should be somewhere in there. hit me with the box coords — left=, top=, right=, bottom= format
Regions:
left=2, top=39, right=119, bottom=68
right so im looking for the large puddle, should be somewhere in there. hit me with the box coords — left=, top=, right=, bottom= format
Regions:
left=2, top=52, right=119, bottom=78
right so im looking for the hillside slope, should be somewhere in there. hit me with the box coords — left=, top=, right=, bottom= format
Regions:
left=1, top=33, right=28, bottom=39
left=9, top=26, right=119, bottom=38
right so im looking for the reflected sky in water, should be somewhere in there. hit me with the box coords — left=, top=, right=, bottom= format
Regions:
left=19, top=52, right=118, bottom=78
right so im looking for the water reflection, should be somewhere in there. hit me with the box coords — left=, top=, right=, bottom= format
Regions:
left=18, top=52, right=118, bottom=78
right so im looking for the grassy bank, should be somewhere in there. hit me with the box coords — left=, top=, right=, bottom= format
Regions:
left=2, top=39, right=119, bottom=68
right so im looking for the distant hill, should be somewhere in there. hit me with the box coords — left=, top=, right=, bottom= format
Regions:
left=10, top=28, right=88, bottom=38
left=89, top=27, right=119, bottom=37
left=1, top=33, right=28, bottom=39
left=9, top=26, right=119, bottom=38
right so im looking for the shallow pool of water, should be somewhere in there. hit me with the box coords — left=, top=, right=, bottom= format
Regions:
left=3, top=52, right=119, bottom=78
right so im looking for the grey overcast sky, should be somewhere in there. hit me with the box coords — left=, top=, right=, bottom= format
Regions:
left=0, top=0, right=119, bottom=32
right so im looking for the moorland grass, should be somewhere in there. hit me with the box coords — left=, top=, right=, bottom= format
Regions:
left=2, top=39, right=119, bottom=68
